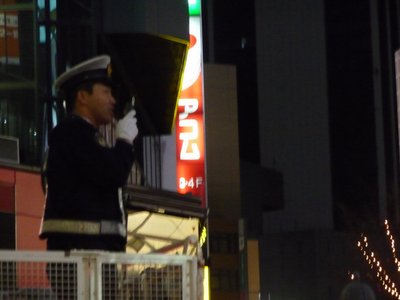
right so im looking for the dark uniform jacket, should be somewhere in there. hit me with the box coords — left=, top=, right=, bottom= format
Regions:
left=40, top=115, right=134, bottom=251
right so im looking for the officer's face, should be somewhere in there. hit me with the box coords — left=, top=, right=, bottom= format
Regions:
left=84, top=83, right=116, bottom=126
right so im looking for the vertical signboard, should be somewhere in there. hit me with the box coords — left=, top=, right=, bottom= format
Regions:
left=0, top=0, right=20, bottom=65
left=176, top=0, right=206, bottom=206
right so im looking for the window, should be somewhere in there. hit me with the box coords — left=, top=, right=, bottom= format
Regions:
left=210, top=232, right=238, bottom=254
left=210, top=269, right=239, bottom=291
left=0, top=1, right=42, bottom=166
left=0, top=0, right=96, bottom=166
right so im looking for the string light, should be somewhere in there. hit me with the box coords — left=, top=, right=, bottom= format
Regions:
left=357, top=220, right=400, bottom=299
left=385, top=220, right=400, bottom=270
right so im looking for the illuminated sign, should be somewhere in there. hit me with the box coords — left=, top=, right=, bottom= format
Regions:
left=176, top=1, right=206, bottom=205
left=188, top=0, right=201, bottom=16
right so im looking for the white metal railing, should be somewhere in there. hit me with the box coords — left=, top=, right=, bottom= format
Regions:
left=0, top=250, right=198, bottom=300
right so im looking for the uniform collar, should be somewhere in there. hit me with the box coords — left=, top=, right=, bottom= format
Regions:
left=71, top=114, right=96, bottom=128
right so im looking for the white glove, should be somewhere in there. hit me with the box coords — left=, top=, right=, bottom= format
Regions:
left=116, top=109, right=138, bottom=144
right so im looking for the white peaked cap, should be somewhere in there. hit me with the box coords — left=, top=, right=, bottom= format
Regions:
left=54, top=55, right=112, bottom=91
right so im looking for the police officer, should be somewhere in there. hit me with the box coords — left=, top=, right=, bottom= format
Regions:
left=40, top=55, right=138, bottom=251
left=39, top=55, right=138, bottom=298
left=39, top=55, right=138, bottom=252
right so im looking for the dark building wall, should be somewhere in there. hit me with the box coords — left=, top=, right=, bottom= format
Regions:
left=254, top=0, right=400, bottom=232
left=255, top=0, right=333, bottom=232
left=251, top=0, right=400, bottom=299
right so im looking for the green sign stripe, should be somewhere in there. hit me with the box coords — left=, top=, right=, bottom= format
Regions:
left=188, top=0, right=201, bottom=16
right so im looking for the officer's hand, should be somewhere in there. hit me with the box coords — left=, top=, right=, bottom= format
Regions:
left=116, top=110, right=138, bottom=144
